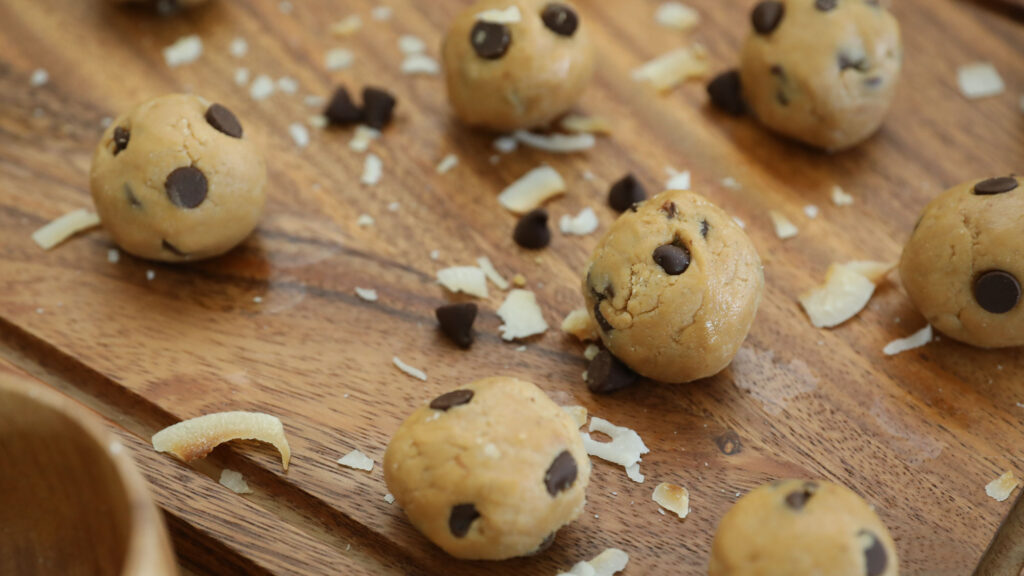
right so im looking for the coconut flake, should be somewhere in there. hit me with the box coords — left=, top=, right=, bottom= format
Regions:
left=355, top=287, right=378, bottom=302
left=219, top=469, right=253, bottom=494
left=476, top=256, right=509, bottom=290
left=653, top=482, right=690, bottom=518
left=558, top=548, right=630, bottom=576
left=107, top=248, right=120, bottom=264
left=234, top=67, right=251, bottom=86
left=583, top=344, right=601, bottom=361
left=655, top=2, right=700, bottom=31
left=398, top=35, right=426, bottom=54
left=436, top=154, right=459, bottom=174
left=498, top=166, right=567, bottom=214
left=371, top=5, right=393, bottom=20
left=437, top=266, right=489, bottom=298
left=513, top=130, right=595, bottom=153
left=325, top=48, right=355, bottom=71
left=392, top=357, right=427, bottom=381
left=229, top=37, right=248, bottom=58
left=308, top=115, right=329, bottom=129
left=562, top=405, right=588, bottom=429
left=986, top=471, right=1019, bottom=502
left=277, top=76, right=298, bottom=94
left=338, top=449, right=375, bottom=472
left=804, top=204, right=819, bottom=219
left=361, top=153, right=383, bottom=186
left=625, top=463, right=645, bottom=483
left=331, top=15, right=363, bottom=37
left=349, top=125, right=381, bottom=153
left=665, top=169, right=691, bottom=191
left=883, top=325, right=933, bottom=356
left=32, top=209, right=101, bottom=250
left=561, top=308, right=599, bottom=341
left=632, top=45, right=708, bottom=91
left=493, top=136, right=518, bottom=153
left=769, top=210, right=799, bottom=239
left=958, top=62, right=1005, bottom=100
left=401, top=53, right=440, bottom=75
left=29, top=68, right=49, bottom=87
left=250, top=74, right=275, bottom=100
left=560, top=114, right=612, bottom=134
left=288, top=123, right=310, bottom=148
left=384, top=492, right=395, bottom=504
left=497, top=290, right=548, bottom=340
left=559, top=208, right=599, bottom=236
left=357, top=214, right=375, bottom=227
left=164, top=35, right=203, bottom=67
left=831, top=185, right=854, bottom=206
left=581, top=417, right=650, bottom=468
left=152, top=412, right=291, bottom=470
left=844, top=260, right=895, bottom=284
left=799, top=263, right=877, bottom=328
left=475, top=6, right=521, bottom=23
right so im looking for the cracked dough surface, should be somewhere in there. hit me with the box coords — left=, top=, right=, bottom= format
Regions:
left=899, top=176, right=1024, bottom=348
left=710, top=479, right=898, bottom=576
left=383, top=377, right=589, bottom=560
left=583, top=190, right=763, bottom=384
left=90, top=94, right=266, bottom=262
left=740, top=0, right=902, bottom=151
left=442, top=0, right=594, bottom=131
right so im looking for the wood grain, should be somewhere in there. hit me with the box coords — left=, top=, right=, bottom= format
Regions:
left=0, top=0, right=1022, bottom=574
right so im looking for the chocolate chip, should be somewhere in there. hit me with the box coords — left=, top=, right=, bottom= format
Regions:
left=324, top=86, right=363, bottom=126
left=839, top=53, right=868, bottom=72
left=973, top=176, right=1018, bottom=195
left=592, top=300, right=613, bottom=332
left=608, top=174, right=646, bottom=212
left=776, top=90, right=790, bottom=106
left=815, top=0, right=838, bottom=11
left=362, top=87, right=396, bottom=130
left=435, top=303, right=477, bottom=349
left=204, top=103, right=243, bottom=138
left=586, top=350, right=637, bottom=394
left=714, top=430, right=741, bottom=455
left=784, top=482, right=819, bottom=510
left=541, top=3, right=579, bottom=36
left=660, top=201, right=678, bottom=219
left=751, top=1, right=785, bottom=34
left=861, top=530, right=888, bottom=576
left=653, top=241, right=691, bottom=275
left=770, top=64, right=786, bottom=79
left=123, top=183, right=141, bottom=208
left=707, top=70, right=746, bottom=116
left=513, top=209, right=551, bottom=249
left=161, top=239, right=187, bottom=257
left=164, top=166, right=208, bottom=209
left=448, top=504, right=480, bottom=538
left=974, top=270, right=1021, bottom=314
left=112, top=127, right=130, bottom=155
left=429, top=389, right=474, bottom=411
left=471, top=21, right=511, bottom=60
left=700, top=219, right=710, bottom=238
left=544, top=450, right=578, bottom=496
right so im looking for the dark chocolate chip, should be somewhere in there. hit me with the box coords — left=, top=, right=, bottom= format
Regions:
left=204, top=103, right=243, bottom=138
left=586, top=350, right=637, bottom=394
left=593, top=300, right=613, bottom=332
left=838, top=53, right=868, bottom=72
left=660, top=201, right=678, bottom=219
left=435, top=303, right=477, bottom=349
left=541, top=3, right=579, bottom=36
left=164, top=166, right=208, bottom=209
left=784, top=482, right=819, bottom=510
left=714, top=430, right=742, bottom=455
left=776, top=90, right=790, bottom=106
left=113, top=127, right=130, bottom=155
left=815, top=0, right=838, bottom=11
left=608, top=174, right=646, bottom=212
left=544, top=450, right=578, bottom=496
left=449, top=504, right=480, bottom=538
left=700, top=219, right=710, bottom=238
left=706, top=70, right=746, bottom=116
left=429, top=389, right=475, bottom=411
left=973, top=176, right=1018, bottom=195
left=653, top=242, right=691, bottom=275
left=161, top=239, right=187, bottom=257
left=974, top=270, right=1021, bottom=314
left=123, top=183, right=141, bottom=208
left=751, top=1, right=785, bottom=34
left=513, top=209, right=551, bottom=249
left=362, top=87, right=396, bottom=130
left=324, top=86, right=363, bottom=126
left=471, top=21, right=511, bottom=60
left=861, top=530, right=888, bottom=576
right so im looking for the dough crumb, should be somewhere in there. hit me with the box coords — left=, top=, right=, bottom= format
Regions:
left=371, top=5, right=393, bottom=20
left=392, top=356, right=427, bottom=381
left=337, top=449, right=375, bottom=472
left=625, top=463, right=645, bottom=483
left=562, top=308, right=599, bottom=341
left=383, top=492, right=395, bottom=504
left=655, top=2, right=700, bottom=31
left=985, top=471, right=1019, bottom=502
left=107, top=248, right=120, bottom=263
left=32, top=209, right=101, bottom=250
left=493, top=135, right=518, bottom=153
left=356, top=214, right=375, bottom=227
left=164, top=35, right=203, bottom=67
left=498, top=166, right=567, bottom=214
left=665, top=168, right=691, bottom=191
left=583, top=344, right=601, bottom=361
left=219, top=469, right=253, bottom=494
left=653, top=482, right=690, bottom=518
left=436, top=154, right=459, bottom=174
left=234, top=67, right=251, bottom=86
left=229, top=37, right=248, bottom=58
left=277, top=76, right=298, bottom=94
left=721, top=176, right=741, bottom=190
left=831, top=185, right=854, bottom=206
left=883, top=324, right=932, bottom=356
left=803, top=204, right=819, bottom=219
left=398, top=34, right=426, bottom=54
left=957, top=62, right=1004, bottom=100
left=562, top=405, right=588, bottom=429
left=497, top=289, right=548, bottom=340
left=559, top=208, right=599, bottom=236
left=769, top=210, right=798, bottom=239
left=437, top=266, right=489, bottom=298
left=632, top=45, right=708, bottom=91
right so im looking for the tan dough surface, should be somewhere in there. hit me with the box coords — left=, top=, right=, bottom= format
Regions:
left=383, top=377, right=590, bottom=560
left=709, top=479, right=899, bottom=576
left=442, top=0, right=595, bottom=131
left=583, top=190, right=763, bottom=384
left=739, top=0, right=902, bottom=151
left=899, top=176, right=1024, bottom=348
left=90, top=94, right=266, bottom=262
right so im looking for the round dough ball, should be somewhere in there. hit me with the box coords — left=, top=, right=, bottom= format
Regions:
left=90, top=94, right=266, bottom=262
left=442, top=0, right=595, bottom=131
left=900, top=176, right=1024, bottom=348
left=383, top=377, right=590, bottom=560
left=739, top=0, right=902, bottom=151
left=709, top=479, right=898, bottom=576
left=583, top=190, right=763, bottom=384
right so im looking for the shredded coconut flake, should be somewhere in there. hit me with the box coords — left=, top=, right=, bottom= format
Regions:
left=958, top=62, right=1005, bottom=100
left=308, top=115, right=329, bottom=129
left=493, top=136, right=518, bottom=153
left=514, top=130, right=595, bottom=153
left=476, top=256, right=510, bottom=290
left=562, top=405, right=588, bottom=429
left=653, top=482, right=690, bottom=518
left=804, top=205, right=820, bottom=219
left=799, top=263, right=877, bottom=328
left=250, top=74, right=275, bottom=100
left=355, top=287, right=378, bottom=302
left=581, top=416, right=650, bottom=468
left=625, top=463, right=645, bottom=483
left=769, top=210, right=799, bottom=239
left=392, top=357, right=427, bottom=381
left=357, top=214, right=375, bottom=228
left=349, top=125, right=381, bottom=153
left=107, top=248, right=120, bottom=263
left=361, top=153, right=383, bottom=186
left=164, top=35, right=203, bottom=67
left=883, top=325, right=933, bottom=356
left=338, top=449, right=375, bottom=472
left=437, top=266, right=489, bottom=298
left=436, top=154, right=459, bottom=174
left=325, top=48, right=355, bottom=71
left=401, top=53, right=440, bottom=75
left=288, top=123, right=310, bottom=148
left=29, top=68, right=49, bottom=87
left=371, top=5, right=393, bottom=20
left=219, top=469, right=253, bottom=494
left=665, top=169, right=691, bottom=191
left=559, top=207, right=599, bottom=236
left=384, top=493, right=395, bottom=504
left=234, top=67, right=251, bottom=86
left=331, top=15, right=363, bottom=37
left=229, top=37, right=248, bottom=58
left=560, top=114, right=612, bottom=134
left=475, top=6, right=522, bottom=23
left=558, top=548, right=630, bottom=576
left=561, top=308, right=599, bottom=341
left=655, top=2, right=700, bottom=31
left=398, top=34, right=426, bottom=54
left=32, top=209, right=101, bottom=250
left=497, top=289, right=548, bottom=341
left=721, top=176, right=741, bottom=190
left=986, top=471, right=1019, bottom=502
left=831, top=185, right=854, bottom=206
left=498, top=166, right=566, bottom=214
left=632, top=45, right=708, bottom=91
left=277, top=76, right=298, bottom=94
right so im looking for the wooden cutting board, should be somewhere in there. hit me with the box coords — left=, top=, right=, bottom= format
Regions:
left=0, top=0, right=1021, bottom=574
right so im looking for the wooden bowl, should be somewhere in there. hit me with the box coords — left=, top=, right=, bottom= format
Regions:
left=0, top=371, right=177, bottom=576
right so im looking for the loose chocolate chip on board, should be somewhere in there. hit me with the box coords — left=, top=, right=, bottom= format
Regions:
left=860, top=531, right=888, bottom=576
left=700, top=219, right=710, bottom=238
left=324, top=86, right=363, bottom=126
left=541, top=3, right=579, bottom=37
left=706, top=70, right=746, bottom=116
left=161, top=239, right=187, bottom=257
left=815, top=0, right=838, bottom=11
left=586, top=350, right=638, bottom=393
left=751, top=1, right=785, bottom=35
left=653, top=242, right=691, bottom=275
left=435, top=303, right=478, bottom=349
left=513, top=209, right=552, bottom=249
left=113, top=127, right=130, bottom=155
left=713, top=430, right=741, bottom=455
left=362, top=88, right=397, bottom=130
left=205, top=103, right=243, bottom=138
left=429, top=389, right=475, bottom=411
left=784, top=482, right=819, bottom=510
left=660, top=201, right=678, bottom=218
left=974, top=270, right=1021, bottom=314
left=471, top=21, right=512, bottom=60
left=449, top=504, right=480, bottom=538
left=608, top=174, right=647, bottom=212
left=544, top=451, right=578, bottom=495
left=165, top=166, right=208, bottom=209
left=973, top=176, right=1018, bottom=195
left=592, top=300, right=613, bottom=332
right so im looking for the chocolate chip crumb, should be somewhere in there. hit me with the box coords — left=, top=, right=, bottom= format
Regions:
left=362, top=87, right=396, bottom=130
left=513, top=209, right=551, bottom=249
left=541, top=3, right=579, bottom=37
left=544, top=450, right=578, bottom=495
left=113, top=127, right=130, bottom=155
left=449, top=504, right=480, bottom=538
left=973, top=176, right=1018, bottom=195
left=608, top=174, right=646, bottom=212
left=974, top=270, right=1021, bottom=314
left=653, top=241, right=690, bottom=275
left=435, top=303, right=477, bottom=349
left=751, top=1, right=785, bottom=35
left=324, top=86, right=363, bottom=126
left=165, top=166, right=208, bottom=209
left=205, top=103, right=243, bottom=138
left=586, top=349, right=637, bottom=394
left=471, top=21, right=511, bottom=60
left=707, top=70, right=746, bottom=116
left=429, top=389, right=474, bottom=411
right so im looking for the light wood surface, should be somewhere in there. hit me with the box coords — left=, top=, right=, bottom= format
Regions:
left=0, top=0, right=1022, bottom=574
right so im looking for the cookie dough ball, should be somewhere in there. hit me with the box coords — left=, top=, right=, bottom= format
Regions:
left=90, top=94, right=266, bottom=262
left=739, top=0, right=902, bottom=151
left=900, top=176, right=1024, bottom=348
left=583, top=190, right=763, bottom=384
left=442, top=0, right=595, bottom=131
left=383, top=377, right=590, bottom=560
left=709, top=479, right=898, bottom=576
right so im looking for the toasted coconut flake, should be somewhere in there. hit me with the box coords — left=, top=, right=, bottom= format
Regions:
left=349, top=125, right=381, bottom=153
left=476, top=256, right=510, bottom=290
left=958, top=62, right=1004, bottom=100
left=799, top=263, right=876, bottom=328
left=325, top=48, right=355, bottom=71
left=498, top=166, right=566, bottom=214
left=437, top=266, right=489, bottom=298
left=883, top=325, right=933, bottom=356
left=625, top=463, right=645, bottom=483
left=560, top=208, right=599, bottom=236
left=560, top=114, right=612, bottom=134
left=562, top=405, right=588, bottom=429
left=331, top=14, right=363, bottom=36
left=354, top=287, right=378, bottom=302
left=769, top=210, right=798, bottom=239
left=655, top=2, right=700, bottom=31
left=581, top=416, right=650, bottom=468
left=632, top=45, right=708, bottom=91
left=475, top=6, right=521, bottom=23
left=401, top=53, right=440, bottom=75
left=152, top=411, right=291, bottom=470
left=392, top=356, right=427, bottom=381
left=32, top=209, right=100, bottom=250
left=219, top=469, right=253, bottom=494
left=653, top=482, right=690, bottom=518
left=361, top=153, right=382, bottom=186
left=831, top=185, right=854, bottom=206
left=164, top=35, right=203, bottom=67
left=436, top=153, right=459, bottom=174
left=513, top=130, right=596, bottom=153
left=558, top=548, right=630, bottom=576
left=986, top=471, right=1019, bottom=502
left=337, top=449, right=375, bottom=472
left=497, top=289, right=548, bottom=340
left=562, top=308, right=599, bottom=341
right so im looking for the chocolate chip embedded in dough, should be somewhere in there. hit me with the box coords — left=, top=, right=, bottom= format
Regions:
left=164, top=166, right=208, bottom=209
left=471, top=21, right=511, bottom=60
left=974, top=270, right=1021, bottom=314
left=205, top=103, right=243, bottom=138
left=449, top=504, right=480, bottom=537
left=541, top=3, right=579, bottom=37
left=653, top=242, right=691, bottom=275
left=751, top=1, right=785, bottom=35
left=544, top=450, right=578, bottom=496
